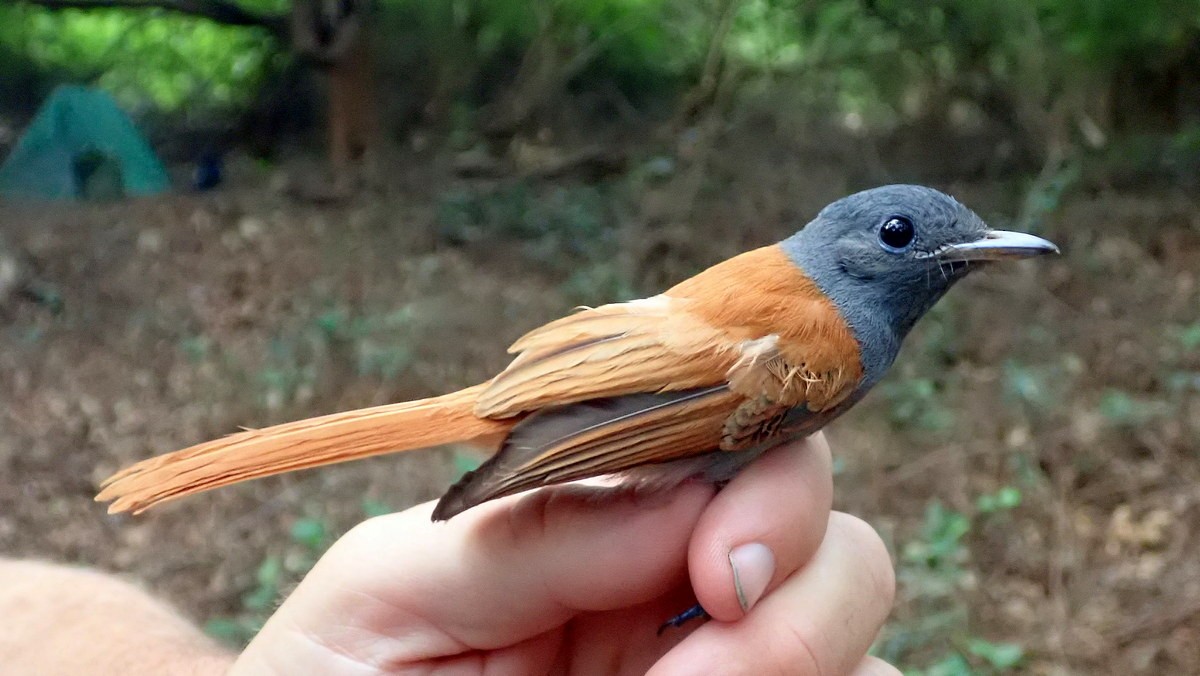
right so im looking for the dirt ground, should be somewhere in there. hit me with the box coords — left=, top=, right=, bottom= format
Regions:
left=1, top=130, right=1198, bottom=673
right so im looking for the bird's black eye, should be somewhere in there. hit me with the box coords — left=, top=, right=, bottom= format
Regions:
left=878, top=216, right=915, bottom=252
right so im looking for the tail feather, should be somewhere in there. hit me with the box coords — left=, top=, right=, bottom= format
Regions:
left=96, top=384, right=514, bottom=515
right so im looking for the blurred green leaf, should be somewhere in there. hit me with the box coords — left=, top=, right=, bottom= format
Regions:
left=904, top=500, right=970, bottom=568
left=1003, top=360, right=1051, bottom=408
left=179, top=335, right=211, bottom=363
left=242, top=555, right=281, bottom=611
left=362, top=498, right=392, bottom=518
left=881, top=377, right=955, bottom=432
left=1175, top=322, right=1200, bottom=352
left=967, top=638, right=1025, bottom=670
left=923, top=652, right=972, bottom=676
left=289, top=517, right=328, bottom=550
left=1098, top=389, right=1161, bottom=427
left=2, top=4, right=281, bottom=114
left=316, top=310, right=349, bottom=338
left=976, top=486, right=1022, bottom=513
left=203, top=617, right=258, bottom=645
left=453, top=451, right=482, bottom=480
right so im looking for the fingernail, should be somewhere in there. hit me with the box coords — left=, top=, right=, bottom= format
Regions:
left=728, top=542, right=775, bottom=612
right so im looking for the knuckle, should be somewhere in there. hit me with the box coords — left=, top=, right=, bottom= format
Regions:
left=775, top=620, right=828, bottom=676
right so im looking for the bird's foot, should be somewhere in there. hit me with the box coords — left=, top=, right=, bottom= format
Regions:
left=657, top=603, right=710, bottom=635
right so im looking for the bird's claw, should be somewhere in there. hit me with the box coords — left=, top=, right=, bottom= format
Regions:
left=657, top=603, right=710, bottom=635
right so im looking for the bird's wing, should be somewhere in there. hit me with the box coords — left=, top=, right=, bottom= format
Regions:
left=472, top=293, right=739, bottom=417
left=476, top=245, right=862, bottom=417
left=435, top=245, right=864, bottom=518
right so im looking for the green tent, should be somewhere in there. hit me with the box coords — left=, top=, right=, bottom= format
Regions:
left=0, top=85, right=170, bottom=201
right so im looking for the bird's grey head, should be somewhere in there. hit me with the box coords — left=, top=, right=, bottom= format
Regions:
left=783, top=184, right=1057, bottom=384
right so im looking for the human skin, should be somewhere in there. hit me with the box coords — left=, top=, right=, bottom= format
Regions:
left=0, top=433, right=899, bottom=675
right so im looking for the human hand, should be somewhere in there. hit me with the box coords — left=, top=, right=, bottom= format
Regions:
left=231, top=433, right=898, bottom=675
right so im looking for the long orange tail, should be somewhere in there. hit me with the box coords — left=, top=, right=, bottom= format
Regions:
left=96, top=384, right=514, bottom=515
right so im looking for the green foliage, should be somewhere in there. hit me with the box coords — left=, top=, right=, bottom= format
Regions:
left=1001, top=360, right=1052, bottom=409
left=437, top=182, right=615, bottom=255
left=877, top=304, right=967, bottom=434
left=316, top=306, right=419, bottom=380
left=237, top=303, right=427, bottom=416
left=975, top=486, right=1021, bottom=514
left=883, top=496, right=1027, bottom=674
left=258, top=335, right=319, bottom=410
left=361, top=497, right=393, bottom=518
left=1041, top=0, right=1200, bottom=66
left=378, top=0, right=700, bottom=105
left=203, top=553, right=281, bottom=644
left=1001, top=355, right=1086, bottom=427
left=911, top=640, right=1025, bottom=676
left=0, top=3, right=281, bottom=115
left=452, top=450, right=483, bottom=481
left=289, top=516, right=329, bottom=550
left=903, top=500, right=970, bottom=573
left=560, top=261, right=637, bottom=305
left=1162, top=322, right=1200, bottom=397
left=179, top=335, right=213, bottom=363
left=1016, top=161, right=1081, bottom=234
left=242, top=554, right=284, bottom=612
left=1097, top=388, right=1164, bottom=428
left=5, top=0, right=1198, bottom=149
left=1004, top=357, right=1083, bottom=429
left=722, top=0, right=1200, bottom=135
left=903, top=639, right=1025, bottom=675
left=205, top=500, right=380, bottom=647
left=22, top=282, right=65, bottom=315
left=915, top=652, right=973, bottom=676
left=966, top=639, right=1025, bottom=671
left=880, top=377, right=956, bottom=432
left=1171, top=322, right=1200, bottom=353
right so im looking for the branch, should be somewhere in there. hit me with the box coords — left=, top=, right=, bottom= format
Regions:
left=675, top=0, right=740, bottom=125
left=14, top=0, right=289, bottom=40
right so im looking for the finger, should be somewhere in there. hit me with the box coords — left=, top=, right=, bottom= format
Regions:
left=650, top=512, right=896, bottom=676
left=250, top=482, right=715, bottom=663
left=687, top=433, right=834, bottom=621
left=851, top=656, right=903, bottom=676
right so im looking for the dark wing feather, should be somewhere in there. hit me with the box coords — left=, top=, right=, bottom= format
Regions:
left=432, top=386, right=739, bottom=520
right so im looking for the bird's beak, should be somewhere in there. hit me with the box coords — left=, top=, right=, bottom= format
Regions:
left=936, top=230, right=1060, bottom=262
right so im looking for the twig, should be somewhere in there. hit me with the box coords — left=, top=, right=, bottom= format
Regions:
left=483, top=4, right=645, bottom=137
left=1111, top=597, right=1200, bottom=645
left=676, top=0, right=740, bottom=124
left=876, top=443, right=1005, bottom=489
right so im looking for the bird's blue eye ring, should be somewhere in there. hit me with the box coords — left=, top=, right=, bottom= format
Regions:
left=878, top=216, right=915, bottom=252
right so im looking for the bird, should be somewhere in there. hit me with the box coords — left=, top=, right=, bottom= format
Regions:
left=96, top=185, right=1058, bottom=521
